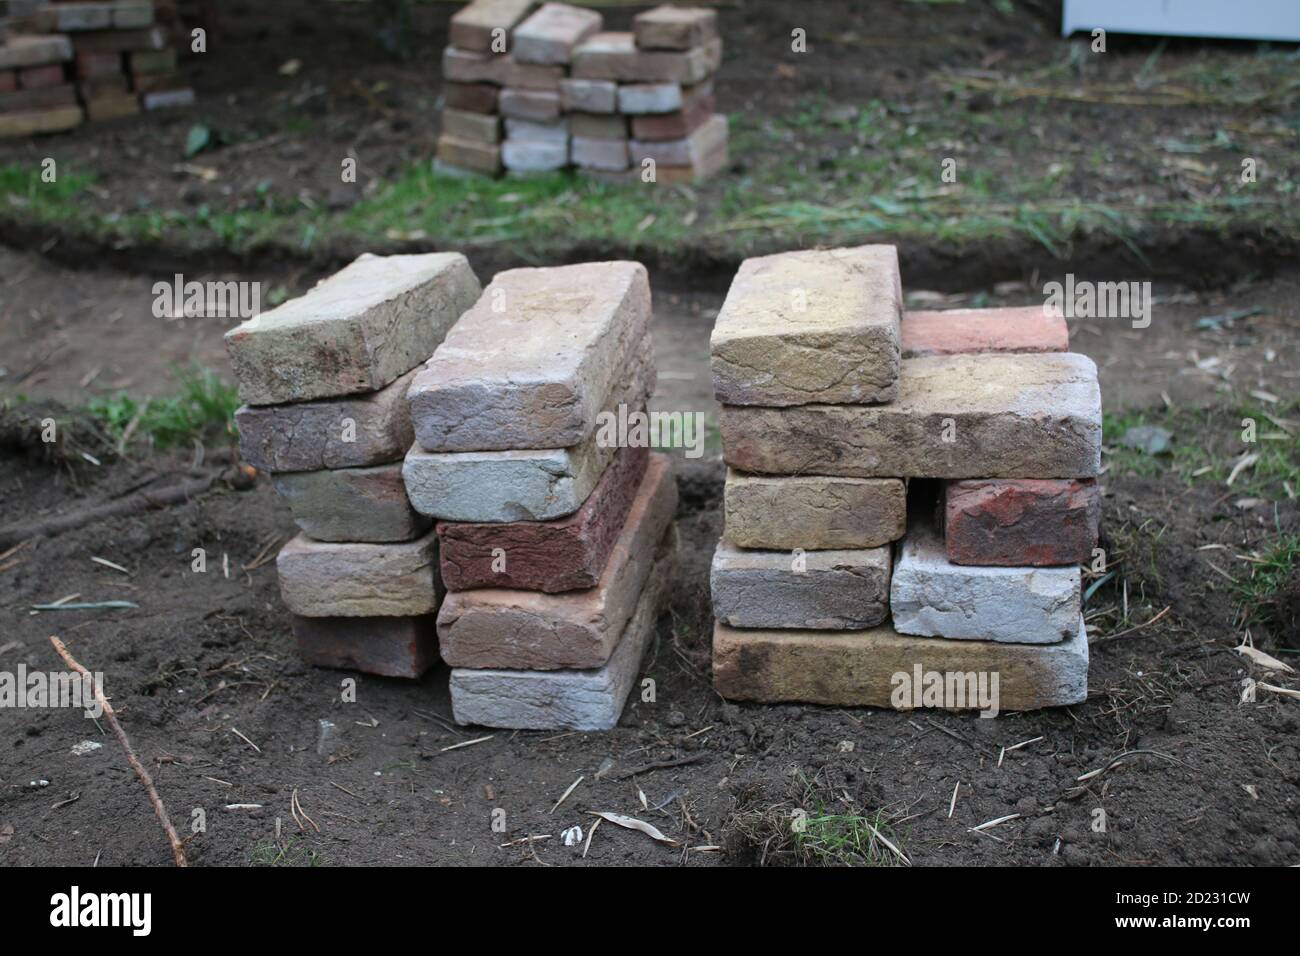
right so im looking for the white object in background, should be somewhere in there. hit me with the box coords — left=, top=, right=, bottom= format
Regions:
left=1062, top=0, right=1300, bottom=42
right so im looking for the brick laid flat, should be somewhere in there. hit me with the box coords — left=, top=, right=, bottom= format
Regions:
left=720, top=353, right=1102, bottom=479
left=293, top=613, right=439, bottom=678
left=224, top=253, right=480, bottom=406
left=498, top=86, right=560, bottom=121
left=438, top=446, right=649, bottom=592
left=711, top=542, right=891, bottom=630
left=572, top=31, right=722, bottom=84
left=442, top=48, right=564, bottom=90
left=276, top=528, right=443, bottom=618
left=442, top=106, right=501, bottom=142
left=710, top=244, right=903, bottom=407
left=408, top=261, right=651, bottom=451
left=0, top=104, right=82, bottom=137
left=724, top=471, right=906, bottom=550
left=0, top=35, right=73, bottom=71
left=891, top=521, right=1081, bottom=643
left=630, top=112, right=727, bottom=166
left=713, top=616, right=1090, bottom=711
left=653, top=137, right=729, bottom=183
left=437, top=453, right=676, bottom=670
left=273, top=463, right=431, bottom=543
left=404, top=336, right=655, bottom=521
left=559, top=77, right=616, bottom=112
left=633, top=5, right=718, bottom=51
left=513, top=2, right=602, bottom=65
left=617, top=82, right=683, bottom=114
left=437, top=135, right=502, bottom=175
left=945, top=478, right=1100, bottom=566
left=449, top=527, right=676, bottom=729
left=631, top=93, right=714, bottom=140
left=569, top=112, right=625, bottom=139
left=445, top=81, right=499, bottom=114
left=572, top=135, right=628, bottom=170
left=902, top=306, right=1069, bottom=358
left=449, top=0, right=536, bottom=52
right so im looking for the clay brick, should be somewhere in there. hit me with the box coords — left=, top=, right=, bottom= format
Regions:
left=503, top=115, right=567, bottom=143
left=654, top=136, right=728, bottom=183
left=629, top=92, right=714, bottom=139
left=55, top=3, right=113, bottom=31
left=276, top=529, right=443, bottom=618
left=945, top=478, right=1100, bottom=566
left=444, top=81, right=499, bottom=114
left=513, top=2, right=602, bottom=65
left=498, top=86, right=561, bottom=121
left=902, top=306, right=1069, bottom=358
left=76, top=51, right=122, bottom=78
left=0, top=35, right=73, bottom=71
left=293, top=614, right=439, bottom=678
left=273, top=463, right=432, bottom=544
left=443, top=47, right=564, bottom=90
left=572, top=31, right=721, bottom=84
left=724, top=471, right=906, bottom=550
left=0, top=72, right=14, bottom=94
left=559, top=77, right=615, bottom=112
left=633, top=5, right=718, bottom=51
left=436, top=134, right=502, bottom=175
left=0, top=83, right=78, bottom=114
left=128, top=48, right=175, bottom=74
left=438, top=446, right=648, bottom=592
left=630, top=112, right=727, bottom=166
left=0, top=104, right=83, bottom=138
left=72, top=27, right=167, bottom=54
left=442, top=107, right=501, bottom=143
left=571, top=135, right=628, bottom=170
left=83, top=91, right=139, bottom=122
left=449, top=0, right=536, bottom=52
left=569, top=111, right=624, bottom=139
left=18, top=64, right=65, bottom=89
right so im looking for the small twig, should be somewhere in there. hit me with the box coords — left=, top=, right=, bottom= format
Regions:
left=551, top=775, right=584, bottom=814
left=49, top=636, right=187, bottom=867
left=1092, top=605, right=1172, bottom=644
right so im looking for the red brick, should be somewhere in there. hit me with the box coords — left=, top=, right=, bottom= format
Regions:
left=944, top=478, right=1100, bottom=567
left=438, top=446, right=649, bottom=593
left=630, top=91, right=714, bottom=140
left=444, top=81, right=499, bottom=114
left=902, top=306, right=1068, bottom=358
left=76, top=51, right=123, bottom=78
left=292, top=614, right=440, bottom=678
left=18, top=64, right=66, bottom=89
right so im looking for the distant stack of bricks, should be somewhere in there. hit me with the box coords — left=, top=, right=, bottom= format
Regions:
left=708, top=245, right=1100, bottom=713
left=224, top=253, right=482, bottom=679
left=437, top=0, right=727, bottom=183
left=0, top=0, right=192, bottom=138
left=402, top=261, right=679, bottom=731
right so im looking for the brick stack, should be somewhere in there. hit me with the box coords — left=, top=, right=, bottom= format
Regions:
left=436, top=1, right=727, bottom=183
left=224, top=253, right=482, bottom=679
left=708, top=246, right=1100, bottom=713
left=402, top=261, right=679, bottom=731
left=0, top=1, right=193, bottom=138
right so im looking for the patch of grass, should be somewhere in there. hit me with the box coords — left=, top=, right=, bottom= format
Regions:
left=84, top=366, right=238, bottom=451
left=250, top=838, right=325, bottom=867
left=793, top=806, right=903, bottom=867
left=1235, top=533, right=1300, bottom=613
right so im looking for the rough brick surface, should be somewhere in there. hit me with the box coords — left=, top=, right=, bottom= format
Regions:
left=711, top=542, right=891, bottom=630
left=444, top=81, right=499, bottom=114
left=945, top=478, right=1100, bottom=566
left=449, top=0, right=536, bottom=52
left=437, top=453, right=676, bottom=669
left=724, top=471, right=906, bottom=550
left=572, top=135, right=628, bottom=170
left=503, top=115, right=567, bottom=143
left=404, top=340, right=655, bottom=521
left=502, top=137, right=567, bottom=171
left=572, top=31, right=721, bottom=83
left=225, top=253, right=481, bottom=406
left=630, top=93, right=714, bottom=140
left=408, top=261, right=651, bottom=451
left=293, top=614, right=439, bottom=678
left=499, top=87, right=560, bottom=121
left=617, top=82, right=683, bottom=114
left=711, top=245, right=902, bottom=407
left=449, top=527, right=676, bottom=729
left=559, top=77, right=616, bottom=112
left=513, top=2, right=602, bottom=65
left=633, top=5, right=719, bottom=51
left=436, top=135, right=502, bottom=175
left=276, top=529, right=443, bottom=618
left=902, top=306, right=1069, bottom=358
left=630, top=112, right=726, bottom=166
left=438, top=446, right=649, bottom=592
left=890, top=520, right=1081, bottom=643
left=273, top=463, right=432, bottom=543
left=442, top=47, right=564, bottom=90
left=713, top=616, right=1090, bottom=711
left=720, top=353, right=1102, bottom=479
left=442, top=107, right=501, bottom=143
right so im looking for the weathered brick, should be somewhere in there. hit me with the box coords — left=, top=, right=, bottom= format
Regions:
left=724, top=471, right=906, bottom=550
left=443, top=47, right=564, bottom=90
left=276, top=529, right=443, bottom=618
left=571, top=135, right=628, bottom=170
left=503, top=115, right=567, bottom=143
left=498, top=86, right=561, bottom=121
left=0, top=104, right=82, bottom=138
left=711, top=541, right=891, bottom=630
left=18, top=63, right=64, bottom=88
left=945, top=478, right=1100, bottom=566
left=444, top=81, right=499, bottom=114
left=83, top=90, right=139, bottom=122
left=572, top=31, right=721, bottom=83
left=449, top=527, right=676, bottom=729
left=902, top=306, right=1069, bottom=358
left=76, top=51, right=122, bottom=77
left=0, top=71, right=14, bottom=94
left=54, top=3, right=114, bottom=31
left=81, top=74, right=129, bottom=97
left=436, top=134, right=502, bottom=175
left=0, top=83, right=77, bottom=113
left=449, top=0, right=536, bottom=52
left=224, top=253, right=481, bottom=406
left=128, top=48, right=176, bottom=74
left=713, top=617, right=1089, bottom=711
left=654, top=136, right=728, bottom=183
left=633, top=5, right=718, bottom=51
left=0, top=35, right=73, bottom=71
left=408, top=261, right=651, bottom=451
left=559, top=77, right=615, bottom=112
left=273, top=463, right=432, bottom=543
left=442, top=106, right=501, bottom=143
left=71, top=27, right=166, bottom=54
left=501, top=137, right=567, bottom=171
left=719, top=353, right=1102, bottom=479
left=710, top=244, right=902, bottom=407
left=513, top=2, right=602, bottom=65
left=891, top=519, right=1081, bottom=643
left=630, top=112, right=726, bottom=166
left=112, top=0, right=155, bottom=28
left=437, top=453, right=676, bottom=669
left=569, top=111, right=625, bottom=139
left=617, top=82, right=681, bottom=114
left=293, top=613, right=439, bottom=678
left=438, top=446, right=648, bottom=592
left=629, top=92, right=714, bottom=139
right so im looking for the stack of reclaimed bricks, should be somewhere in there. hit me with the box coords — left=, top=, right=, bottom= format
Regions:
left=0, top=0, right=192, bottom=138
left=708, top=245, right=1100, bottom=713
left=224, top=253, right=482, bottom=679
left=437, top=0, right=727, bottom=183
left=401, top=261, right=679, bottom=731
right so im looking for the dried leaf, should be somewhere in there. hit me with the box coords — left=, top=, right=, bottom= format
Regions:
left=588, top=811, right=679, bottom=846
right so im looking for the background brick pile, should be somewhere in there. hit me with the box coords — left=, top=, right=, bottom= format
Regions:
left=437, top=0, right=728, bottom=182
left=708, top=245, right=1103, bottom=712
left=0, top=0, right=192, bottom=139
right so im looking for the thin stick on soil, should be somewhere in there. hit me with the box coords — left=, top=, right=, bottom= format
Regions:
left=48, top=636, right=188, bottom=867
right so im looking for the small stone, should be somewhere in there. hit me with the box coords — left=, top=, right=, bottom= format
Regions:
left=512, top=2, right=602, bottom=65
left=724, top=471, right=906, bottom=550
left=273, top=463, right=432, bottom=543
left=633, top=5, right=718, bottom=51
left=945, top=478, right=1100, bottom=567
left=293, top=614, right=439, bottom=678
left=902, top=306, right=1068, bottom=358
left=891, top=520, right=1081, bottom=643
left=710, top=541, right=891, bottom=629
left=276, top=530, right=443, bottom=618
left=438, top=454, right=676, bottom=669
left=224, top=253, right=481, bottom=406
